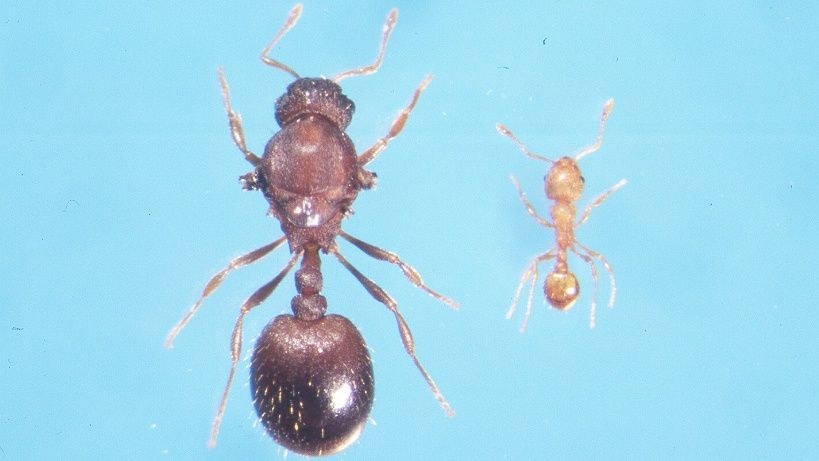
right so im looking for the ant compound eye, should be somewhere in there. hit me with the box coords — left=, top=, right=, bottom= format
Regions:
left=251, top=314, right=374, bottom=456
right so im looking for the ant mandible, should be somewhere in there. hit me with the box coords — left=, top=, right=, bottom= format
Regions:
left=165, top=4, right=457, bottom=456
left=497, top=99, right=627, bottom=332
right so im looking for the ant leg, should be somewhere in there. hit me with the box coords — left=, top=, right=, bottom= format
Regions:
left=510, top=175, right=554, bottom=229
left=218, top=69, right=262, bottom=166
left=574, top=98, right=615, bottom=161
left=258, top=3, right=302, bottom=79
left=507, top=249, right=556, bottom=333
left=165, top=236, right=287, bottom=348
left=330, top=248, right=455, bottom=417
left=521, top=262, right=539, bottom=334
left=340, top=231, right=458, bottom=309
left=523, top=251, right=556, bottom=333
left=357, top=74, right=432, bottom=166
left=576, top=242, right=617, bottom=309
left=572, top=247, right=600, bottom=329
left=496, top=123, right=554, bottom=163
left=507, top=266, right=533, bottom=321
left=208, top=250, right=301, bottom=448
left=333, top=9, right=398, bottom=82
left=576, top=179, right=628, bottom=227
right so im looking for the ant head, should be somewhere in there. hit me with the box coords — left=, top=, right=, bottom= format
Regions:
left=276, top=78, right=355, bottom=130
left=545, top=157, right=584, bottom=202
left=544, top=271, right=579, bottom=310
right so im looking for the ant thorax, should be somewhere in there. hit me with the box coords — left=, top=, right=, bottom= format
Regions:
left=258, top=78, right=361, bottom=250
left=551, top=201, right=576, bottom=248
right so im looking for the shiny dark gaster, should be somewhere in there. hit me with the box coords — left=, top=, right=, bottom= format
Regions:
left=165, top=4, right=456, bottom=457
left=251, top=315, right=374, bottom=454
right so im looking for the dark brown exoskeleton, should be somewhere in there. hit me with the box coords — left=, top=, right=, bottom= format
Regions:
left=165, top=4, right=457, bottom=456
left=497, top=100, right=627, bottom=332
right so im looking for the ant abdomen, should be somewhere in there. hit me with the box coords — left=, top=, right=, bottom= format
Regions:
left=251, top=314, right=374, bottom=457
left=545, top=272, right=580, bottom=310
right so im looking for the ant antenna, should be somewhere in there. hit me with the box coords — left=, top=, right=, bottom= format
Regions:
left=495, top=123, right=554, bottom=163
left=575, top=98, right=615, bottom=161
left=333, top=9, right=398, bottom=82
left=259, top=3, right=303, bottom=79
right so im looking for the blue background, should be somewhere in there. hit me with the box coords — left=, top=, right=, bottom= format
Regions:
left=2, top=1, right=818, bottom=459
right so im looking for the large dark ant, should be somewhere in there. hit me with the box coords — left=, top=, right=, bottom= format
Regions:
left=497, top=99, right=626, bottom=331
left=165, top=4, right=457, bottom=456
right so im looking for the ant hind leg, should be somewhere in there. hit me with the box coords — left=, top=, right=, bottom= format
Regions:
left=576, top=242, right=618, bottom=309
left=521, top=263, right=539, bottom=333
left=330, top=247, right=455, bottom=417
left=207, top=250, right=301, bottom=447
left=165, top=236, right=287, bottom=348
left=340, top=231, right=458, bottom=309
left=572, top=247, right=600, bottom=329
left=508, top=249, right=556, bottom=333
left=507, top=265, right=533, bottom=321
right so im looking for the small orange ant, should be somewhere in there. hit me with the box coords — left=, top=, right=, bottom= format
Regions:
left=497, top=99, right=627, bottom=331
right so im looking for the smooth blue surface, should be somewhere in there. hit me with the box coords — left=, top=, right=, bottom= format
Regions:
left=2, top=1, right=818, bottom=459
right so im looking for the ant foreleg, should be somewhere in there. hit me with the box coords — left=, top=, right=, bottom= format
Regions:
left=510, top=175, right=554, bottom=229
left=330, top=248, right=455, bottom=417
left=340, top=231, right=458, bottom=309
left=218, top=69, right=261, bottom=166
left=165, top=236, right=287, bottom=348
left=576, top=179, right=628, bottom=227
left=208, top=250, right=301, bottom=448
left=357, top=75, right=432, bottom=166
